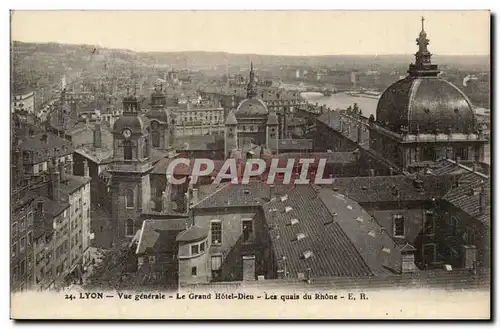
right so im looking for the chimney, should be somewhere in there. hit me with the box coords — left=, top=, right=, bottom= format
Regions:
left=83, top=159, right=90, bottom=178
left=58, top=161, right=66, bottom=182
left=94, top=122, right=102, bottom=148
left=357, top=123, right=363, bottom=144
left=184, top=191, right=191, bottom=214
left=191, top=188, right=199, bottom=205
left=49, top=169, right=61, bottom=201
left=401, top=244, right=418, bottom=273
left=479, top=184, right=488, bottom=215
left=242, top=255, right=256, bottom=281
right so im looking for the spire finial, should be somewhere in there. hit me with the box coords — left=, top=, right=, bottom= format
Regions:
left=421, top=16, right=425, bottom=31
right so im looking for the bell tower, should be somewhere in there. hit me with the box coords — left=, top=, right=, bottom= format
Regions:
left=266, top=111, right=279, bottom=153
left=109, top=88, right=153, bottom=242
left=224, top=111, right=238, bottom=158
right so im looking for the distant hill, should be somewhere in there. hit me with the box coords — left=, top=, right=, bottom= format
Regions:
left=11, top=41, right=490, bottom=71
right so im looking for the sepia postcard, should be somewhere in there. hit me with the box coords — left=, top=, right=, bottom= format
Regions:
left=9, top=10, right=491, bottom=320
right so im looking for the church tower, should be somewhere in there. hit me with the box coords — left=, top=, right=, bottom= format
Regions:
left=146, top=83, right=173, bottom=150
left=109, top=88, right=154, bottom=241
left=224, top=110, right=238, bottom=158
left=266, top=111, right=279, bottom=153
left=246, top=62, right=257, bottom=99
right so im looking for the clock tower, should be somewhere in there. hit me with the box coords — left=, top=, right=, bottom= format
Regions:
left=109, top=93, right=154, bottom=242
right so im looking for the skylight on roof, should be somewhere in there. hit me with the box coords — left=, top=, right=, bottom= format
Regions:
left=290, top=218, right=299, bottom=226
left=368, top=231, right=376, bottom=238
left=346, top=205, right=353, bottom=210
left=302, top=250, right=313, bottom=259
left=382, top=247, right=391, bottom=254
left=281, top=195, right=289, bottom=202
left=296, top=233, right=306, bottom=241
left=355, top=216, right=363, bottom=223
left=285, top=206, right=293, bottom=213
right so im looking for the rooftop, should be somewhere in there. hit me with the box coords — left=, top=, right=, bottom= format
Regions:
left=330, top=175, right=453, bottom=204
left=135, top=219, right=188, bottom=255
left=18, top=133, right=74, bottom=164
left=262, top=184, right=400, bottom=279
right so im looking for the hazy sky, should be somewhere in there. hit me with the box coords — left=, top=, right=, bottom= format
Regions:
left=11, top=11, right=490, bottom=56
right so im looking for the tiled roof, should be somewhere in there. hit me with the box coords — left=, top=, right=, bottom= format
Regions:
left=278, top=152, right=357, bottom=165
left=442, top=172, right=491, bottom=226
left=193, top=182, right=272, bottom=209
left=59, top=174, right=91, bottom=195
left=135, top=219, right=188, bottom=255
left=318, top=188, right=402, bottom=275
left=18, top=133, right=74, bottom=164
left=151, top=157, right=229, bottom=176
left=262, top=185, right=374, bottom=278
left=331, top=175, right=453, bottom=203
left=176, top=225, right=209, bottom=242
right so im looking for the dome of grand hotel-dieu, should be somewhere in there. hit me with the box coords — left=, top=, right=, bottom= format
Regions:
left=376, top=17, right=476, bottom=135
left=235, top=98, right=269, bottom=117
left=376, top=76, right=476, bottom=135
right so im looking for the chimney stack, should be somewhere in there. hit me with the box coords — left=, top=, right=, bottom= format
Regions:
left=83, top=159, right=90, bottom=178
left=58, top=161, right=66, bottom=182
left=357, top=123, right=363, bottom=144
left=94, top=122, right=102, bottom=148
left=49, top=169, right=61, bottom=201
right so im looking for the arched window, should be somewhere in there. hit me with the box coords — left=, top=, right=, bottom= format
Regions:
left=144, top=138, right=149, bottom=158
left=123, top=140, right=133, bottom=160
left=126, top=218, right=134, bottom=237
left=152, top=131, right=160, bottom=148
left=125, top=190, right=135, bottom=209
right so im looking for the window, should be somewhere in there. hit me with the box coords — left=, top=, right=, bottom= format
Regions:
left=27, top=231, right=32, bottom=246
left=143, top=139, right=149, bottom=158
left=125, top=218, right=134, bottom=237
left=123, top=140, right=133, bottom=160
left=211, top=221, right=222, bottom=245
left=138, top=257, right=144, bottom=266
left=450, top=217, right=458, bottom=236
left=422, top=243, right=436, bottom=267
left=20, top=237, right=26, bottom=252
left=12, top=223, right=18, bottom=237
left=211, top=255, right=222, bottom=280
left=27, top=212, right=33, bottom=226
left=12, top=242, right=17, bottom=258
left=191, top=244, right=199, bottom=256
left=393, top=215, right=405, bottom=238
left=152, top=131, right=160, bottom=148
left=148, top=256, right=156, bottom=263
left=456, top=146, right=469, bottom=161
left=423, top=211, right=435, bottom=235
left=467, top=228, right=476, bottom=246
left=126, top=190, right=135, bottom=209
left=422, top=145, right=436, bottom=161
left=191, top=266, right=197, bottom=276
left=200, top=241, right=205, bottom=253
left=20, top=260, right=25, bottom=276
left=242, top=219, right=254, bottom=243
left=20, top=216, right=26, bottom=231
